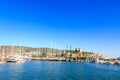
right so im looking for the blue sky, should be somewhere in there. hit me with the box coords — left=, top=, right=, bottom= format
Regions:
left=0, top=0, right=120, bottom=57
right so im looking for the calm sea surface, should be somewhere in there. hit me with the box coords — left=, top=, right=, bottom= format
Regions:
left=0, top=60, right=120, bottom=80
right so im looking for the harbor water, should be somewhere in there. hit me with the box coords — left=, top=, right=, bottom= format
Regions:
left=0, top=61, right=120, bottom=80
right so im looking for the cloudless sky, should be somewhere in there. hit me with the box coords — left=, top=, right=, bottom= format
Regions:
left=0, top=0, right=120, bottom=57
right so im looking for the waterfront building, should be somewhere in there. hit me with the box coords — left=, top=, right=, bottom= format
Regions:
left=75, top=48, right=82, bottom=53
left=96, top=52, right=103, bottom=59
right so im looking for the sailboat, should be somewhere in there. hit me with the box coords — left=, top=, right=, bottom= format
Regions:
left=0, top=46, right=6, bottom=64
left=16, top=46, right=26, bottom=63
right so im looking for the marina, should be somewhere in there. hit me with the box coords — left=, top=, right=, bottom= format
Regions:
left=0, top=45, right=120, bottom=65
left=0, top=0, right=120, bottom=80
left=0, top=45, right=120, bottom=80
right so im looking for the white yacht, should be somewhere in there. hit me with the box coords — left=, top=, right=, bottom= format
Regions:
left=95, top=58, right=106, bottom=64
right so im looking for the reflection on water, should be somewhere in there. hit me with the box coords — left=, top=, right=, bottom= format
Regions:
left=0, top=61, right=120, bottom=80
left=0, top=62, right=25, bottom=80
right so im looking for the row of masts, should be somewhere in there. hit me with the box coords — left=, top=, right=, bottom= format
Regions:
left=0, top=45, right=64, bottom=59
left=0, top=45, right=25, bottom=60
